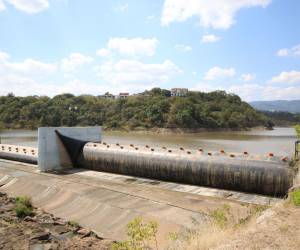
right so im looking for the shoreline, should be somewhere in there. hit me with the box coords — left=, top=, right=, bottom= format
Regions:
left=102, top=126, right=272, bottom=135
left=0, top=126, right=276, bottom=136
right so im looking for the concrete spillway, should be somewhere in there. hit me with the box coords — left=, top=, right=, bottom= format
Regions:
left=75, top=142, right=293, bottom=197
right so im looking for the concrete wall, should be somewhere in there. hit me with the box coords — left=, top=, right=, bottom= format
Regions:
left=38, top=127, right=101, bottom=172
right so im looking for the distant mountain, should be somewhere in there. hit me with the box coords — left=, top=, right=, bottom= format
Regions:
left=250, top=100, right=300, bottom=113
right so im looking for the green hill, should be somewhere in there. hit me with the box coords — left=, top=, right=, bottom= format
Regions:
left=0, top=89, right=271, bottom=131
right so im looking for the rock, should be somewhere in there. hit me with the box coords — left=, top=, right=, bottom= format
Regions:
left=53, top=218, right=67, bottom=226
left=77, top=228, right=91, bottom=238
left=30, top=232, right=51, bottom=241
left=52, top=225, right=69, bottom=235
left=36, top=214, right=54, bottom=224
left=256, top=210, right=276, bottom=224
left=24, top=216, right=36, bottom=222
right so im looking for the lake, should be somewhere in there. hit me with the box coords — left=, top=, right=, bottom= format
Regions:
left=0, top=127, right=297, bottom=156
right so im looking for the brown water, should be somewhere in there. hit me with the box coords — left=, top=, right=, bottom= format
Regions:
left=0, top=127, right=296, bottom=156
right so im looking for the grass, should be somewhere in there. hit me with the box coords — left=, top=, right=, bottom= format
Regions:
left=68, top=220, right=80, bottom=228
left=290, top=189, right=300, bottom=206
left=14, top=196, right=34, bottom=218
left=168, top=203, right=271, bottom=250
left=210, top=208, right=228, bottom=228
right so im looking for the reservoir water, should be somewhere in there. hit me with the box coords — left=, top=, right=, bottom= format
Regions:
left=0, top=127, right=296, bottom=156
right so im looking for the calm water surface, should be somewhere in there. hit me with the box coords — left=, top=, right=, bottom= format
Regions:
left=0, top=127, right=296, bottom=156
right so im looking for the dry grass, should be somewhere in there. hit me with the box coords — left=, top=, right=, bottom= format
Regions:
left=183, top=226, right=233, bottom=250
left=168, top=197, right=300, bottom=250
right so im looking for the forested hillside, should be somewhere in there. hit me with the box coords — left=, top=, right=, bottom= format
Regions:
left=250, top=100, right=300, bottom=113
left=0, top=89, right=271, bottom=130
left=262, top=111, right=300, bottom=126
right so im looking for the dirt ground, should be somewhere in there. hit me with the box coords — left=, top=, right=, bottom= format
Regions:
left=0, top=192, right=113, bottom=250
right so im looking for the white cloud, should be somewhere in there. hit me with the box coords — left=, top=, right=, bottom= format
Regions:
left=192, top=82, right=300, bottom=101
left=5, top=0, right=49, bottom=14
left=114, top=3, right=128, bottom=12
left=0, top=0, right=6, bottom=11
left=96, top=48, right=111, bottom=57
left=277, top=44, right=300, bottom=57
left=241, top=73, right=255, bottom=82
left=277, top=48, right=288, bottom=57
left=174, top=44, right=192, bottom=52
left=61, top=53, right=93, bottom=73
left=201, top=34, right=220, bottom=43
left=0, top=52, right=56, bottom=75
left=270, top=70, right=300, bottom=84
left=228, top=84, right=300, bottom=101
left=0, top=51, right=10, bottom=61
left=0, top=52, right=58, bottom=96
left=4, top=58, right=56, bottom=75
left=96, top=59, right=182, bottom=86
left=161, top=0, right=271, bottom=29
left=204, top=66, right=236, bottom=80
left=107, top=37, right=159, bottom=57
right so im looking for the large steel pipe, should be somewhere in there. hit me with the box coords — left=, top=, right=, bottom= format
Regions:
left=77, top=143, right=293, bottom=197
left=0, top=144, right=38, bottom=165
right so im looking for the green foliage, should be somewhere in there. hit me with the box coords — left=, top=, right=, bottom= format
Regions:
left=290, top=189, right=300, bottom=206
left=14, top=196, right=34, bottom=218
left=0, top=90, right=270, bottom=130
left=262, top=111, right=300, bottom=126
left=68, top=220, right=79, bottom=228
left=209, top=204, right=231, bottom=228
left=112, top=217, right=158, bottom=250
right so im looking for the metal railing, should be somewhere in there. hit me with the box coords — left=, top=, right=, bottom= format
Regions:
left=295, top=140, right=300, bottom=160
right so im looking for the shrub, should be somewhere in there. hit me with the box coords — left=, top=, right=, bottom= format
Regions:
left=15, top=196, right=32, bottom=208
left=14, top=196, right=34, bottom=218
left=291, top=189, right=300, bottom=206
left=112, top=217, right=158, bottom=250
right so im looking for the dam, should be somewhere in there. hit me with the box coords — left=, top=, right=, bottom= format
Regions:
left=0, top=126, right=296, bottom=243
left=0, top=127, right=294, bottom=197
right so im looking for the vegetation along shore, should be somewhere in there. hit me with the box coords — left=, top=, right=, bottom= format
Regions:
left=0, top=89, right=273, bottom=131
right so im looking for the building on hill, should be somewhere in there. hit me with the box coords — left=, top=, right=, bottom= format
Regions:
left=99, top=92, right=115, bottom=100
left=118, top=93, right=129, bottom=99
left=171, top=88, right=188, bottom=97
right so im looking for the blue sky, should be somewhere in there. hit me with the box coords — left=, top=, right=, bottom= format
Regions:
left=0, top=0, right=299, bottom=101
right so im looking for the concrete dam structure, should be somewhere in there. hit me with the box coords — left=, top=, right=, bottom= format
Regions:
left=77, top=142, right=293, bottom=197
left=0, top=127, right=294, bottom=197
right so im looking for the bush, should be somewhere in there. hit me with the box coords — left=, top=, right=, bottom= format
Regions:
left=112, top=217, right=158, bottom=250
left=15, top=196, right=32, bottom=208
left=291, top=189, right=300, bottom=206
left=14, top=196, right=34, bottom=218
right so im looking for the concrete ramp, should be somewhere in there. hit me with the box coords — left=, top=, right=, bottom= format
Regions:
left=0, top=159, right=275, bottom=245
left=0, top=160, right=207, bottom=243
